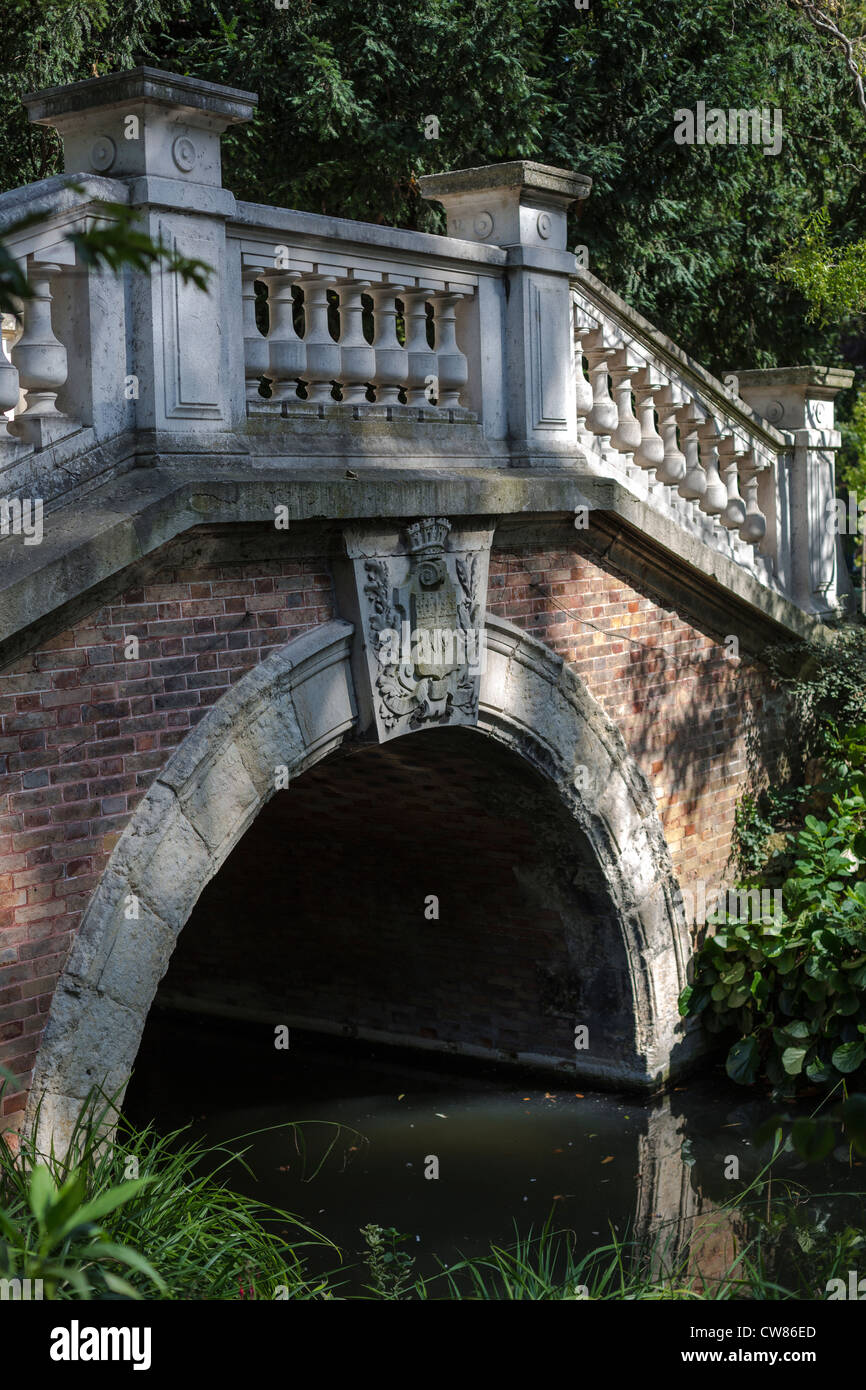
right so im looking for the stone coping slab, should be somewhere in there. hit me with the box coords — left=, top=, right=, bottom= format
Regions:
left=0, top=466, right=830, bottom=673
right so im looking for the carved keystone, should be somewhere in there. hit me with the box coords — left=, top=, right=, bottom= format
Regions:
left=336, top=518, right=493, bottom=743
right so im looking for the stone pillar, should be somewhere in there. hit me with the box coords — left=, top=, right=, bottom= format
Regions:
left=23, top=67, right=257, bottom=435
left=734, top=367, right=854, bottom=615
left=419, top=161, right=591, bottom=464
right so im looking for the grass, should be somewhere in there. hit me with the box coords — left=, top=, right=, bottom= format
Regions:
left=1, top=1087, right=342, bottom=1299
left=2, top=1086, right=864, bottom=1300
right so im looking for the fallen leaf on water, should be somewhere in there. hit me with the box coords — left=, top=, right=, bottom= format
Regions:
left=544, top=1092, right=557, bottom=1100
left=574, top=1093, right=584, bottom=1099
left=522, top=1097, right=531, bottom=1102
left=601, top=1156, right=614, bottom=1164
left=553, top=1148, right=563, bottom=1154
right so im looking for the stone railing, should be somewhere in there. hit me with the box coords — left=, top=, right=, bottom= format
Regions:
left=230, top=207, right=489, bottom=425
left=0, top=65, right=853, bottom=618
left=0, top=175, right=136, bottom=460
left=571, top=274, right=852, bottom=614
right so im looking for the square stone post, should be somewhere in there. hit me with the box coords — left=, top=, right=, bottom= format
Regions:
left=734, top=366, right=854, bottom=615
left=23, top=67, right=257, bottom=436
left=419, top=161, right=591, bottom=465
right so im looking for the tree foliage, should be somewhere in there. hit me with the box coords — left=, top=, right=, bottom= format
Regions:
left=0, top=0, right=865, bottom=382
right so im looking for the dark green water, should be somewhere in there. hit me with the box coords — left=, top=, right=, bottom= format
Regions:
left=123, top=1011, right=866, bottom=1293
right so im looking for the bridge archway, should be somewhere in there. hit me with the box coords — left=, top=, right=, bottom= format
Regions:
left=26, top=616, right=697, bottom=1151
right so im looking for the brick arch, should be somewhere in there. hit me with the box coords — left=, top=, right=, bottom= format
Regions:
left=26, top=615, right=697, bottom=1151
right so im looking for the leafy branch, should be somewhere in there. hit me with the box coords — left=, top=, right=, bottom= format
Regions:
left=774, top=204, right=866, bottom=324
left=0, top=195, right=213, bottom=318
left=786, top=1, right=866, bottom=117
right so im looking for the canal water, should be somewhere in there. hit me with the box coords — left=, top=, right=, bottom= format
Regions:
left=123, top=1010, right=866, bottom=1295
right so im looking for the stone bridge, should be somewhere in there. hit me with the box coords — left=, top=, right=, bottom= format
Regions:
left=0, top=67, right=852, bottom=1150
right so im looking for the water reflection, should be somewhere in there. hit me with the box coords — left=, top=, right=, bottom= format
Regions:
left=123, top=1012, right=866, bottom=1294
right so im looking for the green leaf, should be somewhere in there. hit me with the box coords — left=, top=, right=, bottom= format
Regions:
left=78, top=1240, right=166, bottom=1292
left=726, top=1036, right=759, bottom=1085
left=28, top=1166, right=57, bottom=1226
left=776, top=950, right=798, bottom=976
left=780, top=1019, right=812, bottom=1039
left=99, top=1270, right=142, bottom=1299
left=781, top=1046, right=808, bottom=1075
left=721, top=960, right=746, bottom=985
left=43, top=1169, right=87, bottom=1236
left=832, top=1041, right=866, bottom=1075
left=791, top=1117, right=836, bottom=1162
left=53, top=1178, right=154, bottom=1244
left=806, top=1055, right=833, bottom=1084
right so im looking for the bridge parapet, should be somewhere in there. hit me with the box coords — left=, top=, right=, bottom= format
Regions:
left=570, top=277, right=852, bottom=616
left=0, top=65, right=853, bottom=622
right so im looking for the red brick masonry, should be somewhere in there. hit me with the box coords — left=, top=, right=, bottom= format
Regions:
left=0, top=538, right=777, bottom=1128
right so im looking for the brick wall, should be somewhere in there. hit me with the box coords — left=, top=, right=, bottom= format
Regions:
left=0, top=531, right=780, bottom=1129
left=488, top=542, right=777, bottom=899
left=0, top=555, right=334, bottom=1128
left=151, top=729, right=622, bottom=1068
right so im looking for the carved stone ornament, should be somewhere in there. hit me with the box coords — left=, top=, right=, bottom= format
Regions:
left=344, top=518, right=493, bottom=743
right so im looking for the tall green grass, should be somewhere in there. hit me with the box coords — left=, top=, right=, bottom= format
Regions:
left=1, top=1087, right=341, bottom=1299
left=3, top=1087, right=863, bottom=1300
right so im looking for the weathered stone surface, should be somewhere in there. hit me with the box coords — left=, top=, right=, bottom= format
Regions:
left=288, top=646, right=357, bottom=755
left=177, top=740, right=260, bottom=854
left=128, top=798, right=212, bottom=927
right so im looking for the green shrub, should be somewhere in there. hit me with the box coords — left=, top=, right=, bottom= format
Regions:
left=682, top=723, right=866, bottom=1092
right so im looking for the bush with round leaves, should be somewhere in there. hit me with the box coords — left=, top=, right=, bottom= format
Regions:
left=680, top=724, right=866, bottom=1093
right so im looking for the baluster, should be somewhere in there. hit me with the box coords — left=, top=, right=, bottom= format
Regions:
left=609, top=348, right=643, bottom=469
left=696, top=414, right=728, bottom=518
left=430, top=290, right=469, bottom=411
left=717, top=429, right=748, bottom=530
left=264, top=267, right=307, bottom=409
left=583, top=327, right=618, bottom=456
left=298, top=273, right=340, bottom=405
left=370, top=282, right=408, bottom=407
left=403, top=289, right=437, bottom=412
left=0, top=313, right=21, bottom=433
left=337, top=279, right=375, bottom=407
left=9, top=260, right=71, bottom=446
left=654, top=384, right=687, bottom=486
left=633, top=365, right=666, bottom=474
left=737, top=447, right=768, bottom=545
left=242, top=264, right=270, bottom=412
left=676, top=396, right=707, bottom=500
left=572, top=299, right=596, bottom=441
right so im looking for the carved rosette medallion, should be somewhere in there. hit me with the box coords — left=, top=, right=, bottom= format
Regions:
left=346, top=517, right=492, bottom=743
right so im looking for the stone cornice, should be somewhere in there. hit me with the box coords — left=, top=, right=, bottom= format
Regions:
left=0, top=466, right=830, bottom=674
left=23, top=66, right=258, bottom=127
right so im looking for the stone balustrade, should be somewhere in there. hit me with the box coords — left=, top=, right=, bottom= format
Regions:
left=571, top=276, right=852, bottom=613
left=238, top=249, right=474, bottom=420
left=0, top=64, right=853, bottom=620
